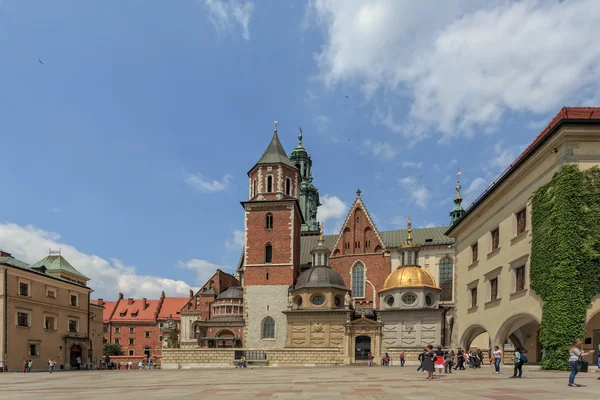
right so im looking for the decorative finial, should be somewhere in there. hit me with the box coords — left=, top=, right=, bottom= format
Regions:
left=407, top=216, right=412, bottom=242
left=274, top=120, right=279, bottom=133
left=318, top=223, right=324, bottom=240
left=298, top=127, right=303, bottom=144
left=356, top=188, right=362, bottom=197
left=456, top=169, right=462, bottom=191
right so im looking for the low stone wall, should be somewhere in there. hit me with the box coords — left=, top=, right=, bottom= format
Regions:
left=162, top=347, right=345, bottom=369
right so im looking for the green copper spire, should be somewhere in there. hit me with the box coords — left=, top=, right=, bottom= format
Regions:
left=290, top=127, right=321, bottom=233
left=450, top=169, right=466, bottom=225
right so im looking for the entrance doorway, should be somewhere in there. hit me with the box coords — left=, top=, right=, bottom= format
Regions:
left=355, top=336, right=371, bottom=361
left=70, top=345, right=82, bottom=369
left=593, top=330, right=600, bottom=365
left=144, top=347, right=151, bottom=359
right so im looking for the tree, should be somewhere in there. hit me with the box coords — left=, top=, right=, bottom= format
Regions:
left=103, top=342, right=124, bottom=356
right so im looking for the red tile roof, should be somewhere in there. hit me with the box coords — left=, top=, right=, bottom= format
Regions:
left=112, top=299, right=160, bottom=322
left=91, top=300, right=118, bottom=322
left=157, top=297, right=189, bottom=321
left=447, top=107, right=600, bottom=234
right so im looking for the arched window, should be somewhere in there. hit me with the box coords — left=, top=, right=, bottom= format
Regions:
left=352, top=263, right=365, bottom=298
left=262, top=317, right=275, bottom=339
left=265, top=213, right=273, bottom=230
left=267, top=176, right=273, bottom=193
left=439, top=258, right=453, bottom=302
left=253, top=179, right=257, bottom=197
left=285, top=178, right=291, bottom=195
left=265, top=243, right=273, bottom=263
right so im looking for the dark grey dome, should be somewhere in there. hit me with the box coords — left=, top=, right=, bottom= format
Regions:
left=216, top=286, right=243, bottom=300
left=294, top=266, right=347, bottom=290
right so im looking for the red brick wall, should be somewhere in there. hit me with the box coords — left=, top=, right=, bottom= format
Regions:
left=109, top=322, right=163, bottom=358
left=329, top=253, right=390, bottom=309
left=182, top=270, right=239, bottom=319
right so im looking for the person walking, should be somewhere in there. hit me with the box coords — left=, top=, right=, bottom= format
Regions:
left=455, top=348, right=465, bottom=370
left=48, top=358, right=55, bottom=374
left=568, top=339, right=594, bottom=387
left=492, top=346, right=502, bottom=374
left=433, top=346, right=445, bottom=376
left=399, top=352, right=405, bottom=367
left=444, top=351, right=454, bottom=374
left=423, top=345, right=436, bottom=380
left=383, top=353, right=390, bottom=366
left=511, top=348, right=524, bottom=378
left=76, top=356, right=81, bottom=370
left=23, top=360, right=28, bottom=373
left=27, top=360, right=32, bottom=373
left=367, top=351, right=373, bottom=367
left=417, top=349, right=426, bottom=372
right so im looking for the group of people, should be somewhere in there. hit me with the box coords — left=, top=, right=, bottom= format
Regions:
left=413, top=345, right=529, bottom=379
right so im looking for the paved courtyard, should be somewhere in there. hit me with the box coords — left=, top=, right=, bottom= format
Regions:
left=1, top=365, right=599, bottom=399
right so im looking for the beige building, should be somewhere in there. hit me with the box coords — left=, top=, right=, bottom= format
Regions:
left=0, top=250, right=102, bottom=371
left=446, top=107, right=600, bottom=363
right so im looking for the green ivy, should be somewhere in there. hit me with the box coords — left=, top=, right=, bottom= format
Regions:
left=531, top=164, right=600, bottom=370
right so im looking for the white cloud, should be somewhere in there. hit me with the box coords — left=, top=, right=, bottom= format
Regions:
left=204, top=0, right=254, bottom=40
left=311, top=0, right=600, bottom=138
left=225, top=229, right=244, bottom=249
left=490, top=142, right=525, bottom=171
left=317, top=194, right=348, bottom=233
left=465, top=177, right=487, bottom=195
left=177, top=258, right=233, bottom=287
left=399, top=176, right=430, bottom=209
left=185, top=171, right=232, bottom=192
left=391, top=215, right=406, bottom=228
left=0, top=223, right=195, bottom=299
left=364, top=140, right=398, bottom=160
left=402, top=161, right=423, bottom=169
left=49, top=208, right=62, bottom=213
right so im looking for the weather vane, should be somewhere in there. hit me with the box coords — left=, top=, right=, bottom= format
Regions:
left=274, top=120, right=279, bottom=132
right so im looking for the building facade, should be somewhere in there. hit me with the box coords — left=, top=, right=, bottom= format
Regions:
left=446, top=107, right=600, bottom=363
left=0, top=250, right=102, bottom=371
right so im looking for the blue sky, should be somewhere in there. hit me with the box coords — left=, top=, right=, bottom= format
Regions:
left=1, top=0, right=599, bottom=299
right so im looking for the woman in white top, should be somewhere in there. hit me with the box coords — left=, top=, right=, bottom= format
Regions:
left=492, top=346, right=502, bottom=373
left=569, top=339, right=594, bottom=387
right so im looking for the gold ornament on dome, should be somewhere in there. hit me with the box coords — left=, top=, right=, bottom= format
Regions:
left=382, top=266, right=439, bottom=291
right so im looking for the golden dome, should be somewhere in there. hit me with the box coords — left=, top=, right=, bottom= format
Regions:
left=382, top=266, right=439, bottom=291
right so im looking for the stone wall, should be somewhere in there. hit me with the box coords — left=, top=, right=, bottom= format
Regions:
left=245, top=285, right=289, bottom=348
left=161, top=347, right=345, bottom=368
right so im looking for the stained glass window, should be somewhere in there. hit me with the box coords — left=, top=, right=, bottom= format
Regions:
left=352, top=263, right=365, bottom=298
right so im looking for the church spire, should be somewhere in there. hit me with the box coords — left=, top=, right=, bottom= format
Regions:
left=450, top=169, right=466, bottom=225
left=290, top=127, right=321, bottom=233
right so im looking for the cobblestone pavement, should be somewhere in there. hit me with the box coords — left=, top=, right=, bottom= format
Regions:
left=1, top=365, right=599, bottom=399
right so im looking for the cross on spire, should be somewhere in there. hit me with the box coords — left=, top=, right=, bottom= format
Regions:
left=274, top=120, right=279, bottom=133
left=298, top=127, right=303, bottom=144
left=356, top=188, right=362, bottom=197
left=318, top=223, right=324, bottom=240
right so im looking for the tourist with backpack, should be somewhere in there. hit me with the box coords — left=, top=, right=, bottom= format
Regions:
left=511, top=347, right=528, bottom=378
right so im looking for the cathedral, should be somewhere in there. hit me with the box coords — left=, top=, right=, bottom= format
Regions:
left=176, top=123, right=462, bottom=364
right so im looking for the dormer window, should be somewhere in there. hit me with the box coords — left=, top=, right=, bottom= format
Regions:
left=131, top=311, right=138, bottom=317
left=120, top=311, right=126, bottom=317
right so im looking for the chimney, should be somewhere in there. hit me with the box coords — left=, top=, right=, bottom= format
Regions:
left=97, top=298, right=104, bottom=307
left=118, top=293, right=124, bottom=300
left=128, top=298, right=134, bottom=305
left=142, top=298, right=147, bottom=309
left=189, top=289, right=193, bottom=298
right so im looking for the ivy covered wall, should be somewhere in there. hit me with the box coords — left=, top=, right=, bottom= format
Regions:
left=531, top=164, right=600, bottom=370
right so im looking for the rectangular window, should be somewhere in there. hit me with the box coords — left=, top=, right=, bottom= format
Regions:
left=159, top=335, right=163, bottom=342
left=115, top=327, right=121, bottom=334
left=159, top=323, right=164, bottom=329
left=491, top=228, right=500, bottom=251
left=46, top=288, right=56, bottom=298
left=145, top=331, right=151, bottom=338
left=471, top=287, right=478, bottom=308
left=44, top=315, right=57, bottom=330
left=471, top=242, right=478, bottom=263
left=29, top=343, right=38, bottom=357
left=115, top=338, right=120, bottom=345
left=19, top=282, right=30, bottom=296
left=516, top=266, right=526, bottom=291
left=128, top=350, right=134, bottom=356
left=516, top=208, right=527, bottom=235
left=70, top=294, right=78, bottom=307
left=129, top=338, right=135, bottom=345
left=129, top=327, right=135, bottom=334
left=490, top=278, right=498, bottom=301
left=267, top=175, right=273, bottom=192
left=103, top=325, right=108, bottom=333
left=265, top=244, right=273, bottom=263
left=17, top=312, right=29, bottom=327
left=68, top=319, right=79, bottom=333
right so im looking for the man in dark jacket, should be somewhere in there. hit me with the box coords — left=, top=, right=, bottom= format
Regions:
left=417, top=349, right=426, bottom=372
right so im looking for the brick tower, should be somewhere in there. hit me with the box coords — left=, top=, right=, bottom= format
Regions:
left=241, top=122, right=304, bottom=348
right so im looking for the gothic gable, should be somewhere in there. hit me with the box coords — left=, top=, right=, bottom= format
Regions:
left=331, top=192, right=385, bottom=257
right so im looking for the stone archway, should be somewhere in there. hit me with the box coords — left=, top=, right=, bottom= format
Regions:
left=493, top=314, right=541, bottom=363
left=585, top=310, right=600, bottom=365
left=460, top=324, right=490, bottom=350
